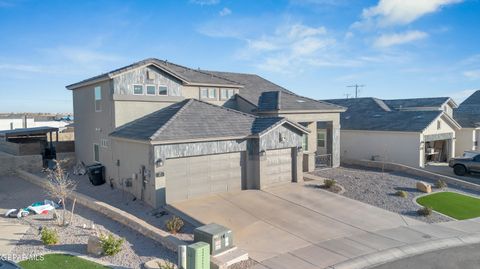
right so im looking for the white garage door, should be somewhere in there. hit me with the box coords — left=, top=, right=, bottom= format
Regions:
left=265, top=148, right=292, bottom=187
left=165, top=152, right=244, bottom=203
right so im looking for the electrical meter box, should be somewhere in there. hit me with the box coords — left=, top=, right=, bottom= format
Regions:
left=194, top=223, right=233, bottom=256
left=187, top=242, right=210, bottom=269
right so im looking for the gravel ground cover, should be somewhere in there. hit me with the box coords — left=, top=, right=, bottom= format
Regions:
left=313, top=166, right=480, bottom=223
left=1, top=176, right=176, bottom=269
left=35, top=170, right=195, bottom=242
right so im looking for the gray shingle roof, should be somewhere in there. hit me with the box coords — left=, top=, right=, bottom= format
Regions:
left=67, top=58, right=242, bottom=89
left=383, top=97, right=450, bottom=109
left=453, top=91, right=480, bottom=128
left=325, top=98, right=443, bottom=132
left=110, top=99, right=306, bottom=142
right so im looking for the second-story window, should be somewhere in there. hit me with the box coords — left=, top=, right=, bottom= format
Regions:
left=159, top=86, right=168, bottom=96
left=146, top=85, right=156, bottom=95
left=133, top=85, right=143, bottom=95
left=94, top=86, right=102, bottom=112
left=200, top=88, right=208, bottom=99
left=209, top=88, right=216, bottom=98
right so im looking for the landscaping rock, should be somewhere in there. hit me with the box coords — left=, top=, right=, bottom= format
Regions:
left=144, top=258, right=177, bottom=269
left=87, top=235, right=103, bottom=256
left=417, top=181, right=432, bottom=193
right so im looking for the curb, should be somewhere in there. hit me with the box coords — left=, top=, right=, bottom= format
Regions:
left=16, top=169, right=183, bottom=252
left=328, top=233, right=480, bottom=269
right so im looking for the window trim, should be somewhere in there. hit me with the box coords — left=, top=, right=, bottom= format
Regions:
left=158, top=85, right=168, bottom=96
left=133, top=84, right=144, bottom=95
left=200, top=88, right=209, bottom=99
left=145, top=84, right=156, bottom=96
left=208, top=88, right=217, bottom=99
left=437, top=120, right=441, bottom=130
left=317, top=131, right=326, bottom=148
left=93, top=143, right=100, bottom=163
left=302, top=134, right=309, bottom=152
left=220, top=89, right=228, bottom=100
left=94, top=86, right=102, bottom=112
left=227, top=89, right=235, bottom=98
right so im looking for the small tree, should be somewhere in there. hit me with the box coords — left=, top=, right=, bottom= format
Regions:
left=45, top=160, right=77, bottom=226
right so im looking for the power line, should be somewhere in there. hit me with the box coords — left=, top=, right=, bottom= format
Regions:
left=347, top=84, right=365, bottom=98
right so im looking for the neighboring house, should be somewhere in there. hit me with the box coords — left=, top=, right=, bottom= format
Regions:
left=0, top=115, right=34, bottom=131
left=454, top=90, right=480, bottom=156
left=66, top=58, right=345, bottom=207
left=325, top=97, right=461, bottom=168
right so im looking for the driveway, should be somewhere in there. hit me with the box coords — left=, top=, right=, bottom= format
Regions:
left=424, top=163, right=480, bottom=185
left=170, top=182, right=422, bottom=264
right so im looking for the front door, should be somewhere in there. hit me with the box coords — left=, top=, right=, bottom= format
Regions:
left=317, top=129, right=327, bottom=155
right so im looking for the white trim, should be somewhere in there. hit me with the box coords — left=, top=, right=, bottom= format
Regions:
left=145, top=84, right=156, bottom=96
left=132, top=84, right=144, bottom=95
left=158, top=85, right=168, bottom=96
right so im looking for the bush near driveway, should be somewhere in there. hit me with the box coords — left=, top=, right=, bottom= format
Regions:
left=417, top=192, right=480, bottom=220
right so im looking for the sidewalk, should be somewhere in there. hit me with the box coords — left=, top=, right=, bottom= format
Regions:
left=253, top=218, right=480, bottom=269
left=0, top=218, right=29, bottom=256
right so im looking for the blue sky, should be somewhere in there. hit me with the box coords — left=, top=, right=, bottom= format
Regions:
left=0, top=0, right=479, bottom=113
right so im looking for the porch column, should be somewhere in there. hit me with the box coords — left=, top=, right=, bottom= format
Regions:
left=331, top=124, right=341, bottom=168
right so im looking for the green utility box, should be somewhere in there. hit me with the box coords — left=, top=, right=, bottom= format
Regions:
left=194, top=223, right=233, bottom=256
left=187, top=242, right=210, bottom=269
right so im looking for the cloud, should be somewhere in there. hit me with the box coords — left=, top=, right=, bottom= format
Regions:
left=219, top=7, right=231, bottom=16
left=374, top=30, right=428, bottom=47
left=356, top=0, right=462, bottom=28
left=464, top=70, right=480, bottom=80
left=190, top=0, right=220, bottom=5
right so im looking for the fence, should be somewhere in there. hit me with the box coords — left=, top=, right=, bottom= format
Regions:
left=315, top=154, right=332, bottom=168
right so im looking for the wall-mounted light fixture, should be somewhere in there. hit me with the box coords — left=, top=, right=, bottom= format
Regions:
left=259, top=150, right=266, bottom=157
left=297, top=146, right=303, bottom=153
left=155, top=158, right=164, bottom=167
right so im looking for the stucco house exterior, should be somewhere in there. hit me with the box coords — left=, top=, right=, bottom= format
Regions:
left=325, top=97, right=461, bottom=168
left=66, top=58, right=345, bottom=207
left=454, top=90, right=480, bottom=156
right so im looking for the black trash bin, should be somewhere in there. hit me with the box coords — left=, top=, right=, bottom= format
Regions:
left=86, top=164, right=105, bottom=186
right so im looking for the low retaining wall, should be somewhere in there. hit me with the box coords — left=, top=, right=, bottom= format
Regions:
left=0, top=153, right=42, bottom=175
left=16, top=170, right=183, bottom=252
left=342, top=158, right=480, bottom=192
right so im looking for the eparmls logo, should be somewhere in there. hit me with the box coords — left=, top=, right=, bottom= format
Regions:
left=1, top=253, right=44, bottom=262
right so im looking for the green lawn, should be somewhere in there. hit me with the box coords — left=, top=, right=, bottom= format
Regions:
left=18, top=254, right=110, bottom=269
left=417, top=192, right=480, bottom=220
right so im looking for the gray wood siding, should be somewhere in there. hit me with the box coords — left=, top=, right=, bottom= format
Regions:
left=154, top=139, right=247, bottom=160
left=259, top=125, right=302, bottom=151
left=113, top=66, right=182, bottom=96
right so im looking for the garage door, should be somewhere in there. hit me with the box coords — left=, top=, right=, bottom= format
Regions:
left=165, top=152, right=244, bottom=203
left=265, top=148, right=292, bottom=187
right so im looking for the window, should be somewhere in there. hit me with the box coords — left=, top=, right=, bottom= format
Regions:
left=94, top=86, right=102, bottom=112
left=146, top=85, right=156, bottom=95
left=100, top=138, right=108, bottom=148
left=133, top=85, right=143, bottom=95
left=302, top=134, right=309, bottom=151
left=317, top=131, right=326, bottom=148
left=93, top=144, right=100, bottom=162
left=158, top=86, right=168, bottom=96
left=200, top=88, right=217, bottom=99
left=200, top=88, right=208, bottom=99
left=437, top=120, right=441, bottom=130
left=220, top=89, right=236, bottom=100
left=208, top=88, right=217, bottom=98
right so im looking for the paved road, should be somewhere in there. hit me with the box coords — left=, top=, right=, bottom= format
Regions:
left=371, top=243, right=480, bottom=269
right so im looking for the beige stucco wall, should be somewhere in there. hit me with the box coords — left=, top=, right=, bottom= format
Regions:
left=72, top=80, right=115, bottom=174
left=341, top=130, right=422, bottom=168
left=421, top=116, right=456, bottom=136
left=455, top=128, right=477, bottom=156
left=114, top=99, right=179, bottom=127
left=110, top=138, right=157, bottom=207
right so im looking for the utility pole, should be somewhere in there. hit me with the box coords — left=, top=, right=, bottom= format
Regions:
left=347, top=84, right=365, bottom=98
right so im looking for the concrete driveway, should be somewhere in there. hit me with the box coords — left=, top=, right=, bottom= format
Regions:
left=171, top=182, right=422, bottom=264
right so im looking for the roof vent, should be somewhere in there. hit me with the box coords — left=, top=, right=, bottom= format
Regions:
left=345, top=116, right=351, bottom=120
left=415, top=115, right=424, bottom=119
left=296, top=99, right=306, bottom=103
left=373, top=114, right=382, bottom=118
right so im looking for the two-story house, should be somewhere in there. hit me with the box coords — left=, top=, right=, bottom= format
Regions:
left=325, top=97, right=461, bottom=168
left=67, top=58, right=345, bottom=207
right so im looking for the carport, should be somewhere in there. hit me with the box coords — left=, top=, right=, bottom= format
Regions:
left=110, top=99, right=308, bottom=208
left=0, top=126, right=59, bottom=161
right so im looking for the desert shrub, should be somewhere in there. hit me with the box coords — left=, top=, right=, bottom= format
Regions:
left=324, top=179, right=337, bottom=188
left=41, top=227, right=59, bottom=245
left=417, top=206, right=433, bottom=216
left=100, top=233, right=124, bottom=256
left=157, top=260, right=176, bottom=269
left=435, top=180, right=448, bottom=189
left=396, top=190, right=408, bottom=198
left=166, top=216, right=184, bottom=234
